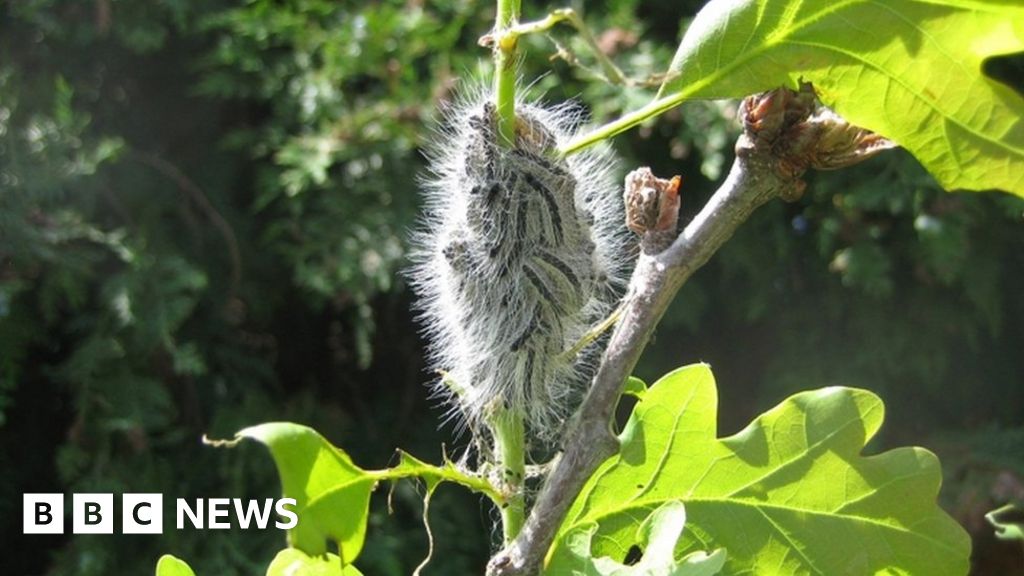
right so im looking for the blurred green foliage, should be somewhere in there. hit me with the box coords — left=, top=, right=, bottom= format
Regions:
left=0, top=0, right=1022, bottom=574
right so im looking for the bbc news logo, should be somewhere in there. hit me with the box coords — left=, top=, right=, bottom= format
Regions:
left=23, top=494, right=298, bottom=534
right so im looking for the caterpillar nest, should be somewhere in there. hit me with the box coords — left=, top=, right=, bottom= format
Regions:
left=411, top=90, right=630, bottom=443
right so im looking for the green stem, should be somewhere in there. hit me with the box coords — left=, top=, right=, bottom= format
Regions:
left=508, top=8, right=626, bottom=86
left=491, top=407, right=526, bottom=544
left=494, top=0, right=521, bottom=146
left=558, top=302, right=625, bottom=362
left=559, top=90, right=689, bottom=156
left=490, top=0, right=526, bottom=544
left=364, top=458, right=504, bottom=505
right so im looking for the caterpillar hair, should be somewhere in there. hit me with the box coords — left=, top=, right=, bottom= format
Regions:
left=410, top=86, right=631, bottom=444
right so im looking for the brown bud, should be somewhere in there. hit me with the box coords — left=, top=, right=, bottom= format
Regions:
left=805, top=108, right=896, bottom=170
left=739, top=82, right=895, bottom=201
left=623, top=167, right=682, bottom=235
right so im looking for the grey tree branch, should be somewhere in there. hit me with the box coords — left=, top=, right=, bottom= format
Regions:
left=486, top=86, right=840, bottom=576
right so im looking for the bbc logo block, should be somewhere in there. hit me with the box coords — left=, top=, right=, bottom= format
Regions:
left=123, top=493, right=163, bottom=534
left=73, top=493, right=114, bottom=534
left=24, top=493, right=163, bottom=535
left=23, top=494, right=64, bottom=534
left=23, top=494, right=296, bottom=534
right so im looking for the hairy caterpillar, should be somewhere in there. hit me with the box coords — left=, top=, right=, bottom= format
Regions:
left=411, top=89, right=630, bottom=442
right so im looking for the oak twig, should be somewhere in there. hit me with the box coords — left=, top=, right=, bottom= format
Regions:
left=485, top=85, right=844, bottom=576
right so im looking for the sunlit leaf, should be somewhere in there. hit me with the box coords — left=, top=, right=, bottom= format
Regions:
left=550, top=364, right=971, bottom=575
left=658, top=0, right=1024, bottom=195
left=155, top=555, right=196, bottom=576
left=266, top=548, right=364, bottom=576
left=237, top=423, right=375, bottom=563
left=233, top=422, right=500, bottom=566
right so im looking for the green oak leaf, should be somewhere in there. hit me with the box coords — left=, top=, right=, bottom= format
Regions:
left=237, top=423, right=375, bottom=563
left=155, top=555, right=196, bottom=576
left=547, top=500, right=727, bottom=576
left=549, top=364, right=971, bottom=575
left=266, top=549, right=364, bottom=576
left=233, top=422, right=499, bottom=566
left=657, top=0, right=1024, bottom=196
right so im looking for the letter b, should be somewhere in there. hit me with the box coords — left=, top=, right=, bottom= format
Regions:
left=38, top=502, right=53, bottom=525
left=73, top=494, right=113, bottom=534
left=85, top=502, right=102, bottom=525
left=23, top=494, right=64, bottom=534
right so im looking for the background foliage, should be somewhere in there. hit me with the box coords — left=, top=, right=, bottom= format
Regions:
left=0, top=0, right=1021, bottom=574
